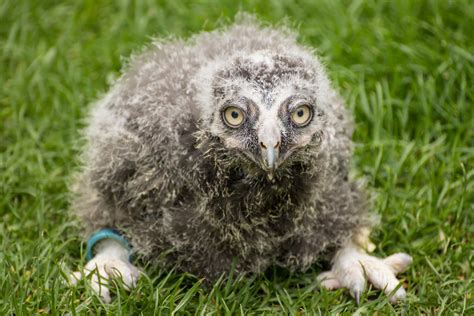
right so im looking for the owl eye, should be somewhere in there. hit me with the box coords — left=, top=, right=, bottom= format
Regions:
left=290, top=104, right=313, bottom=127
left=223, top=106, right=245, bottom=127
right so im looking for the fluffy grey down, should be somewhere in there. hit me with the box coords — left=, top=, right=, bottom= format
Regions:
left=73, top=16, right=373, bottom=281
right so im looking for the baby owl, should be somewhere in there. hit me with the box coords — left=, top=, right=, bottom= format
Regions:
left=70, top=16, right=412, bottom=304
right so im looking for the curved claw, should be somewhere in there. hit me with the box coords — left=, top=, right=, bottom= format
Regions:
left=354, top=290, right=361, bottom=305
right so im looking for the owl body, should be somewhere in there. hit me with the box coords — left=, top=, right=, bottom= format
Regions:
left=74, top=18, right=371, bottom=281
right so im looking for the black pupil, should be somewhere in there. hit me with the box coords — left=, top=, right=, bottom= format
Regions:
left=231, top=111, right=239, bottom=119
left=297, top=109, right=305, bottom=117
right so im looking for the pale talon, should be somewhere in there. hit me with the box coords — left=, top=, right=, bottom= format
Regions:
left=354, top=290, right=361, bottom=305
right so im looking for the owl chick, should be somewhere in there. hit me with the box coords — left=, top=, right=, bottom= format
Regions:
left=70, top=16, right=412, bottom=304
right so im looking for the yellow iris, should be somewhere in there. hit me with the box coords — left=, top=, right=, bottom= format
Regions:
left=291, top=105, right=312, bottom=127
left=223, top=106, right=245, bottom=127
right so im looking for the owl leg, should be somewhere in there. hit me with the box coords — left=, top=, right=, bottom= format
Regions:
left=317, top=240, right=412, bottom=304
left=68, top=239, right=141, bottom=303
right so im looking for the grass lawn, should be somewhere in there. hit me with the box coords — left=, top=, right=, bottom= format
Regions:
left=1, top=0, right=473, bottom=314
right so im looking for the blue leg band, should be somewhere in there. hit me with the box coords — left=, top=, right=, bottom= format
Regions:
left=85, top=228, right=132, bottom=261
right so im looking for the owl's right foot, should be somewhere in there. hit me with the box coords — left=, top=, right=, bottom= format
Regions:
left=68, top=239, right=141, bottom=303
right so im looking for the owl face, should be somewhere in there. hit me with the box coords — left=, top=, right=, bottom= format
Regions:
left=206, top=51, right=329, bottom=180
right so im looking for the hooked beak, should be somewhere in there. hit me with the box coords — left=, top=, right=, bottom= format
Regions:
left=258, top=118, right=281, bottom=181
left=260, top=143, right=279, bottom=175
left=261, top=145, right=279, bottom=180
left=260, top=139, right=280, bottom=181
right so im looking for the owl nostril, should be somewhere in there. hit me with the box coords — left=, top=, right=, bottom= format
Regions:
left=261, top=141, right=280, bottom=150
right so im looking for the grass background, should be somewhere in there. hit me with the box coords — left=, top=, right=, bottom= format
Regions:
left=1, top=0, right=473, bottom=314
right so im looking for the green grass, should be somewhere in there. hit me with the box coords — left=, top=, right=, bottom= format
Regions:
left=1, top=0, right=473, bottom=314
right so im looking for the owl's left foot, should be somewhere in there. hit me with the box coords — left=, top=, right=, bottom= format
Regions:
left=317, top=245, right=412, bottom=304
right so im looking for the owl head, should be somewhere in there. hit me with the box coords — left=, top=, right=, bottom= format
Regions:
left=195, top=48, right=336, bottom=181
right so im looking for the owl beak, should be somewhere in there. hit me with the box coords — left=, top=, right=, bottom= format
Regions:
left=259, top=141, right=280, bottom=180
left=258, top=118, right=281, bottom=180
left=263, top=147, right=278, bottom=180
